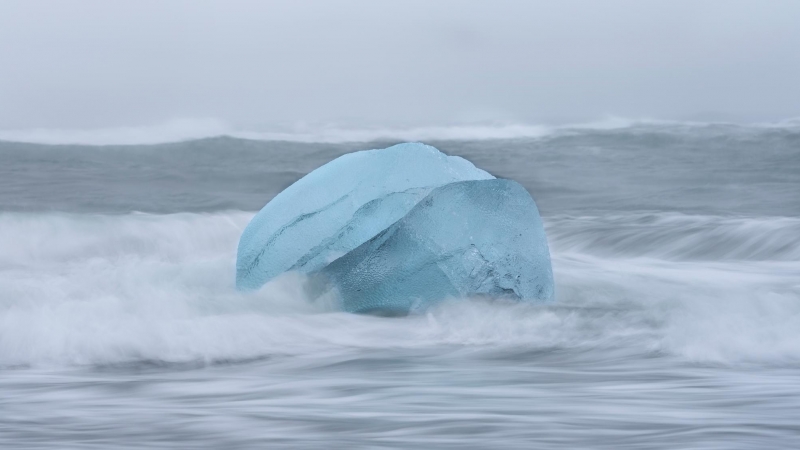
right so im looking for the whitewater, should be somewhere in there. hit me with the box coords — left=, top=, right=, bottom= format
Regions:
left=1, top=122, right=799, bottom=449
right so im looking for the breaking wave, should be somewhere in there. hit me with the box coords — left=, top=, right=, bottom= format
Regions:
left=1, top=211, right=798, bottom=368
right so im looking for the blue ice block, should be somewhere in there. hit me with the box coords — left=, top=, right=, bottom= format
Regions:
left=319, top=179, right=555, bottom=314
left=236, top=143, right=493, bottom=290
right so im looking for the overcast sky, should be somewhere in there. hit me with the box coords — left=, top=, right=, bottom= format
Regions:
left=2, top=0, right=799, bottom=131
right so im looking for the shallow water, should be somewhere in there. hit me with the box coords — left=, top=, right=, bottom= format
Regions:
left=1, top=123, right=799, bottom=448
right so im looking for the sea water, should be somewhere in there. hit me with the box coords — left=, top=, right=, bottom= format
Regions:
left=1, top=122, right=799, bottom=449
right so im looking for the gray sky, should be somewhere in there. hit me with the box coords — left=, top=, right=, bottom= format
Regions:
left=2, top=0, right=799, bottom=131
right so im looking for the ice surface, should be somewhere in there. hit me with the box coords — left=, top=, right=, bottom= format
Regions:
left=318, top=179, right=554, bottom=313
left=236, top=143, right=494, bottom=289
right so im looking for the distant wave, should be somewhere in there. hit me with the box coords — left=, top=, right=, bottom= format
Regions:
left=546, top=212, right=800, bottom=261
left=0, top=119, right=231, bottom=146
left=2, top=117, right=799, bottom=146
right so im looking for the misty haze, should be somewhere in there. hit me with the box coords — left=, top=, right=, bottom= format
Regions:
left=1, top=1, right=799, bottom=449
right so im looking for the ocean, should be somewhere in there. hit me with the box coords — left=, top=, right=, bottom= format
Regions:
left=1, top=122, right=799, bottom=448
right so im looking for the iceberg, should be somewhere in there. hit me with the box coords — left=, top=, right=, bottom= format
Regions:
left=318, top=179, right=554, bottom=313
left=236, top=142, right=554, bottom=314
left=236, top=143, right=494, bottom=290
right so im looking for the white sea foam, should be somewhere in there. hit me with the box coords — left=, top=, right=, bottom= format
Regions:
left=1, top=211, right=798, bottom=368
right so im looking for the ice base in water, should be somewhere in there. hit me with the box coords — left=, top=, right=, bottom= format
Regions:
left=236, top=143, right=553, bottom=313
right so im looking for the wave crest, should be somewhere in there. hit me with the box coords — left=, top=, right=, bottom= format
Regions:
left=2, top=116, right=800, bottom=145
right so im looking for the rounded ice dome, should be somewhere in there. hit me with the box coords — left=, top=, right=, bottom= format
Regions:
left=236, top=143, right=494, bottom=290
left=236, top=142, right=553, bottom=314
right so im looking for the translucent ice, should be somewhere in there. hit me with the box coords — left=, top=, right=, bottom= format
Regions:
left=318, top=179, right=554, bottom=313
left=236, top=143, right=494, bottom=290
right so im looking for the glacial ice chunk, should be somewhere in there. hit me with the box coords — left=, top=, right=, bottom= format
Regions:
left=236, top=143, right=494, bottom=290
left=318, top=179, right=555, bottom=314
